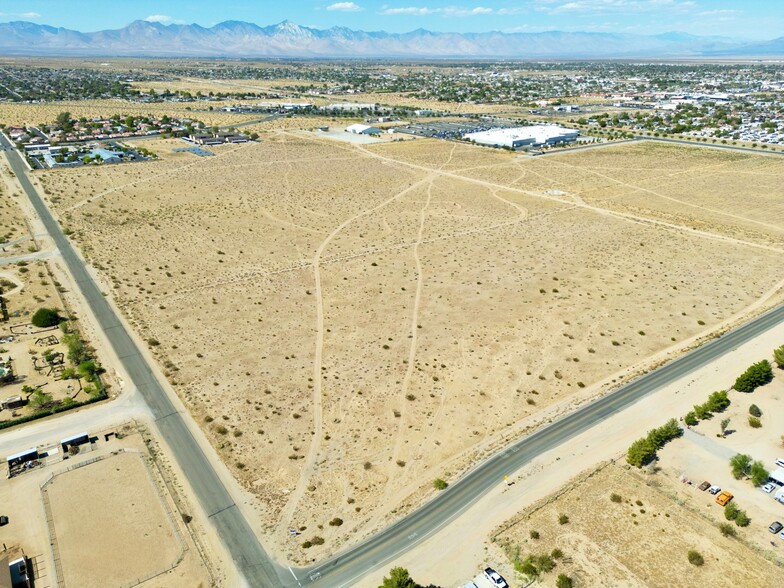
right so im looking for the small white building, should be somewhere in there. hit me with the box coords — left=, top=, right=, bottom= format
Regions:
left=464, top=125, right=579, bottom=149
left=346, top=124, right=380, bottom=135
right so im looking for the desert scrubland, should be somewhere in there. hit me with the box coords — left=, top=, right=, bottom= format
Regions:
left=33, top=133, right=784, bottom=562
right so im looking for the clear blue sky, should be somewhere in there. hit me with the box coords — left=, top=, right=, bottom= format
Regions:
left=0, top=1, right=779, bottom=39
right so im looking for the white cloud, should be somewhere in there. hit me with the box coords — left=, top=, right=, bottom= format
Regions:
left=326, top=2, right=363, bottom=11
left=699, top=9, right=739, bottom=17
left=0, top=11, right=41, bottom=19
left=536, top=0, right=695, bottom=14
left=380, top=5, right=495, bottom=17
left=144, top=15, right=175, bottom=24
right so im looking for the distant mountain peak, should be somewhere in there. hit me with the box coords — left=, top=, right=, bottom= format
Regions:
left=0, top=19, right=777, bottom=58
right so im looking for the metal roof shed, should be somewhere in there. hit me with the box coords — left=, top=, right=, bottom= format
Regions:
left=769, top=467, right=784, bottom=486
left=5, top=448, right=38, bottom=467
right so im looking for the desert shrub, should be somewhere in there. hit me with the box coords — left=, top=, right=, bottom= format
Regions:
left=363, top=461, right=372, bottom=470
left=301, top=540, right=312, bottom=549
left=558, top=514, right=569, bottom=525
left=749, top=404, right=762, bottom=417
left=551, top=548, right=563, bottom=559
left=719, top=523, right=737, bottom=537
left=31, top=307, right=61, bottom=328
left=724, top=502, right=740, bottom=521
left=310, top=536, right=325, bottom=545
left=556, top=575, right=573, bottom=588
left=734, top=360, right=772, bottom=392
left=610, top=493, right=622, bottom=503
left=215, top=425, right=228, bottom=435
left=735, top=511, right=750, bottom=527
left=529, top=530, right=540, bottom=540
left=748, top=416, right=762, bottom=428
left=687, top=550, right=704, bottom=566
left=328, top=517, right=343, bottom=527
left=433, top=478, right=448, bottom=490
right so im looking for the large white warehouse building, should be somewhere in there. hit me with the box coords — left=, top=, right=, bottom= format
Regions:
left=464, top=125, right=579, bottom=149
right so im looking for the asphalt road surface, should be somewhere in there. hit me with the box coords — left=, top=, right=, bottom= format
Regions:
left=5, top=129, right=784, bottom=588
left=0, top=131, right=284, bottom=587
left=294, top=303, right=784, bottom=587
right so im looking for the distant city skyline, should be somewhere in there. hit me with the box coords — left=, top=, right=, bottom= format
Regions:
left=0, top=1, right=779, bottom=40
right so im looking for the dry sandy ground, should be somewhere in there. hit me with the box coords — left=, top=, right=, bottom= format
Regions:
left=30, top=133, right=784, bottom=564
left=495, top=460, right=781, bottom=587
left=44, top=451, right=187, bottom=587
left=0, top=99, right=261, bottom=129
left=0, top=156, right=30, bottom=254
left=0, top=425, right=214, bottom=588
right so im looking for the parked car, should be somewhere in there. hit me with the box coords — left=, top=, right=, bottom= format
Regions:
left=484, top=568, right=509, bottom=588
left=762, top=482, right=776, bottom=493
left=0, top=515, right=7, bottom=526
left=698, top=481, right=711, bottom=491
left=716, top=491, right=733, bottom=506
left=708, top=485, right=721, bottom=495
left=770, top=521, right=783, bottom=534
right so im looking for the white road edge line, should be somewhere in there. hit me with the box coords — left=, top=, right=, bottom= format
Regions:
left=289, top=566, right=302, bottom=587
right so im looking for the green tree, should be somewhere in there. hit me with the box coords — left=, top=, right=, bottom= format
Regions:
left=735, top=510, right=750, bottom=527
left=693, top=403, right=711, bottom=420
left=684, top=411, right=698, bottom=426
left=627, top=438, right=655, bottom=467
left=773, top=344, right=784, bottom=368
left=379, top=567, right=420, bottom=588
left=28, top=389, right=54, bottom=410
left=750, top=461, right=769, bottom=486
left=705, top=390, right=730, bottom=412
left=31, top=307, right=62, bottom=328
left=730, top=454, right=752, bottom=479
left=749, top=404, right=762, bottom=417
left=720, top=418, right=730, bottom=437
left=734, top=360, right=773, bottom=392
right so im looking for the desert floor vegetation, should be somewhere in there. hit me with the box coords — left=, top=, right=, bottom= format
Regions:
left=33, top=131, right=784, bottom=562
left=495, top=462, right=781, bottom=587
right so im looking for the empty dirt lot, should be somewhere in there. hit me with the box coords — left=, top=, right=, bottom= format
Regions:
left=494, top=461, right=782, bottom=587
left=32, top=134, right=784, bottom=562
left=43, top=451, right=198, bottom=588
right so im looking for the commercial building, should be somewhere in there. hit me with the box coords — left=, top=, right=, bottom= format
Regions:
left=345, top=124, right=381, bottom=135
left=463, top=125, right=579, bottom=149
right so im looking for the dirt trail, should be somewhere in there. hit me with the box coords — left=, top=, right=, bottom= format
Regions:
left=278, top=174, right=436, bottom=533
left=547, top=157, right=784, bottom=235
left=349, top=142, right=784, bottom=254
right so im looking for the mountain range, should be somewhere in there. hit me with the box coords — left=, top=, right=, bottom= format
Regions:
left=0, top=20, right=781, bottom=58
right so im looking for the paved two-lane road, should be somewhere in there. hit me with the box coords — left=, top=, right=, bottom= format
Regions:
left=293, top=302, right=784, bottom=587
left=4, top=129, right=784, bottom=588
left=0, top=132, right=285, bottom=587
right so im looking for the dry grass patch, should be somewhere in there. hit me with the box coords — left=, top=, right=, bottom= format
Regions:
left=496, top=462, right=781, bottom=587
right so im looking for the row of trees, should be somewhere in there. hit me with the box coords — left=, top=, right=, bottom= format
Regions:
left=626, top=419, right=683, bottom=467
left=684, top=390, right=730, bottom=426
